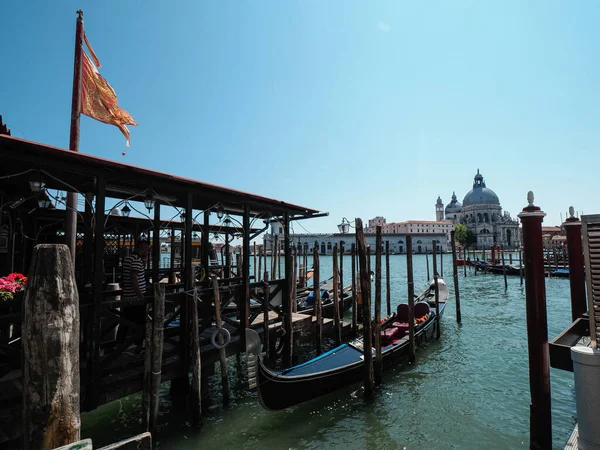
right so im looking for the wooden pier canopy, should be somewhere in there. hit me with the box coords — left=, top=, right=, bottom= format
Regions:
left=0, top=134, right=321, bottom=445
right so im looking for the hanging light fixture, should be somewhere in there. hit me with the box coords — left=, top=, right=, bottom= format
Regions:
left=144, top=191, right=155, bottom=212
left=224, top=217, right=232, bottom=226
left=337, top=217, right=351, bottom=234
left=216, top=204, right=225, bottom=220
left=193, top=232, right=199, bottom=240
left=37, top=197, right=52, bottom=209
left=213, top=232, right=220, bottom=241
left=121, top=203, right=131, bottom=217
left=29, top=179, right=44, bottom=193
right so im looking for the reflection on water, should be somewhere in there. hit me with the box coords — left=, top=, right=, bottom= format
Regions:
left=82, top=255, right=577, bottom=449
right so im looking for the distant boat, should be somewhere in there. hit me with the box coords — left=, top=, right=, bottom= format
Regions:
left=253, top=279, right=449, bottom=410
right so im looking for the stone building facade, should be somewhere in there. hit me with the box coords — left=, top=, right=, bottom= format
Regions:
left=440, top=170, right=520, bottom=249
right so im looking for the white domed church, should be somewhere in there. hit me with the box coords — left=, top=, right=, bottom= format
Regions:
left=437, top=170, right=520, bottom=249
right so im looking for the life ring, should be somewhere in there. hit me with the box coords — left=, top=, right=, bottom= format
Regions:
left=210, top=327, right=231, bottom=349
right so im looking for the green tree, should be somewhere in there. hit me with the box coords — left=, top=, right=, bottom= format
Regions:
left=454, top=224, right=468, bottom=246
left=454, top=224, right=477, bottom=248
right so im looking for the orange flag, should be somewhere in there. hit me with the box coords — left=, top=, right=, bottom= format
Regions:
left=81, top=32, right=137, bottom=146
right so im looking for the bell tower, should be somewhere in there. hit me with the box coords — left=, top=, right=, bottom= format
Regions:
left=436, top=196, right=444, bottom=221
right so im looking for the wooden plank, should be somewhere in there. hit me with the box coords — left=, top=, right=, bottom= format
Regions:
left=564, top=424, right=578, bottom=449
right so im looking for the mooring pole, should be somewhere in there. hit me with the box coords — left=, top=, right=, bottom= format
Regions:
left=212, top=276, right=230, bottom=404
left=339, top=241, right=344, bottom=311
left=563, top=207, right=587, bottom=321
left=450, top=231, right=462, bottom=324
left=385, top=240, right=391, bottom=317
left=351, top=243, right=357, bottom=336
left=333, top=243, right=341, bottom=345
left=502, top=244, right=508, bottom=290
left=150, top=284, right=166, bottom=435
left=23, top=244, right=80, bottom=449
left=262, top=274, right=270, bottom=359
left=374, top=227, right=383, bottom=385
left=425, top=247, right=430, bottom=281
left=356, top=219, right=374, bottom=396
left=518, top=191, right=552, bottom=450
left=440, top=248, right=444, bottom=278
left=190, top=287, right=202, bottom=424
left=283, top=212, right=293, bottom=368
left=313, top=242, right=322, bottom=355
left=432, top=241, right=440, bottom=339
left=253, top=242, right=257, bottom=282
left=406, top=236, right=416, bottom=362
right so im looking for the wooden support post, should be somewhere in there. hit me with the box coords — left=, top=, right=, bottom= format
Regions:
left=564, top=210, right=587, bottom=321
left=502, top=244, right=508, bottom=289
left=258, top=247, right=262, bottom=282
left=149, top=284, right=165, bottom=435
left=406, top=236, right=415, bottom=362
left=292, top=248, right=298, bottom=313
left=82, top=193, right=94, bottom=289
left=190, top=287, right=202, bottom=424
left=385, top=241, right=391, bottom=317
left=86, top=175, right=105, bottom=410
left=253, top=242, right=257, bottom=281
left=450, top=231, right=462, bottom=324
left=23, top=244, right=80, bottom=449
left=509, top=253, right=513, bottom=264
left=313, top=242, right=322, bottom=355
left=339, top=242, right=344, bottom=314
left=169, top=226, right=176, bottom=284
left=367, top=245, right=371, bottom=277
left=425, top=247, right=430, bottom=281
left=174, top=192, right=193, bottom=398
left=432, top=241, right=440, bottom=339
left=374, top=227, right=383, bottom=386
left=212, top=276, right=230, bottom=405
left=473, top=246, right=477, bottom=276
left=225, top=234, right=231, bottom=279
left=333, top=244, right=341, bottom=345
left=262, top=275, right=270, bottom=359
left=242, top=205, right=251, bottom=345
left=518, top=192, right=552, bottom=449
left=356, top=219, right=374, bottom=396
left=554, top=247, right=559, bottom=270
left=440, top=249, right=444, bottom=278
left=152, top=202, right=161, bottom=285
left=282, top=213, right=293, bottom=367
left=142, top=299, right=152, bottom=430
left=263, top=237, right=268, bottom=280
left=351, top=243, right=357, bottom=336
left=272, top=235, right=278, bottom=279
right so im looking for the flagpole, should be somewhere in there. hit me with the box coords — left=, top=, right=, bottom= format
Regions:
left=65, top=10, right=84, bottom=263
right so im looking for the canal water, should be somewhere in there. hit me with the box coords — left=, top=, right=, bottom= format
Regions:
left=82, top=254, right=577, bottom=449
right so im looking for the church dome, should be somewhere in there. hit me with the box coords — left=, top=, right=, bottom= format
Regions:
left=462, top=170, right=500, bottom=206
left=445, top=191, right=462, bottom=214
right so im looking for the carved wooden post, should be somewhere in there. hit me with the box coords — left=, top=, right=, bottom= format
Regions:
left=518, top=191, right=552, bottom=450
left=23, top=244, right=80, bottom=449
left=563, top=207, right=587, bottom=321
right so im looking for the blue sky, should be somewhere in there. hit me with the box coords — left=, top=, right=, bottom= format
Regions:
left=2, top=1, right=599, bottom=231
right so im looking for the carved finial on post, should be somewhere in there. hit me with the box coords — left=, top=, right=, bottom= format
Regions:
left=569, top=206, right=575, bottom=218
left=76, top=10, right=83, bottom=19
left=527, top=191, right=534, bottom=207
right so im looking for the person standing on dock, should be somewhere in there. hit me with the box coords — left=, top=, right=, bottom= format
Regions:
left=117, top=240, right=151, bottom=351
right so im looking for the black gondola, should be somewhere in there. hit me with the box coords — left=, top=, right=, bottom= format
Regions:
left=252, top=278, right=449, bottom=410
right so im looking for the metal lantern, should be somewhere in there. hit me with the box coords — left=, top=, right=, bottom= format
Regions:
left=143, top=192, right=155, bottom=211
left=121, top=203, right=131, bottom=217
